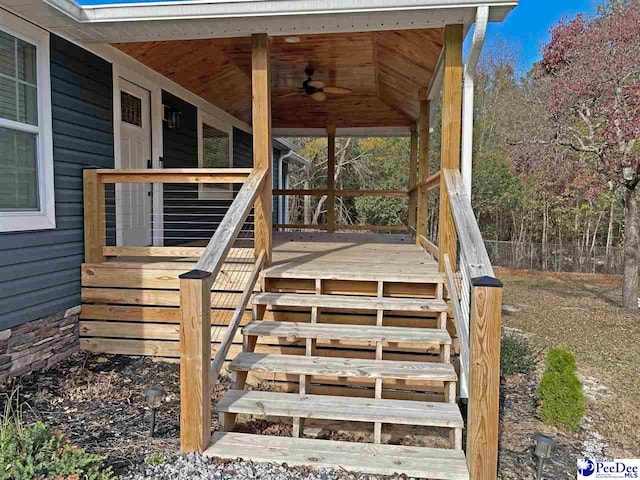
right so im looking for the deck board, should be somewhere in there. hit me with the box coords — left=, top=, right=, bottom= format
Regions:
left=265, top=232, right=441, bottom=283
left=205, top=433, right=469, bottom=479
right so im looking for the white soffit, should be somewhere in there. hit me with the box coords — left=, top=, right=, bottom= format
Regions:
left=0, top=0, right=517, bottom=43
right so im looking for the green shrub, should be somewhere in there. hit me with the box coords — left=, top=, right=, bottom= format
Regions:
left=0, top=390, right=114, bottom=480
left=144, top=452, right=167, bottom=466
left=537, top=347, right=586, bottom=432
left=501, top=332, right=535, bottom=375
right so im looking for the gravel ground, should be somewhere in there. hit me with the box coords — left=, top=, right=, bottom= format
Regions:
left=120, top=453, right=396, bottom=480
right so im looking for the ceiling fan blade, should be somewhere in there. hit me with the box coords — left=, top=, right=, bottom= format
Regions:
left=323, top=86, right=352, bottom=95
left=311, top=91, right=327, bottom=102
left=277, top=91, right=303, bottom=99
left=307, top=80, right=326, bottom=89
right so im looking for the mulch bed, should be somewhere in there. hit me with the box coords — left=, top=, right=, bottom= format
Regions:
left=0, top=350, right=587, bottom=478
left=0, top=353, right=205, bottom=474
left=499, top=366, right=585, bottom=479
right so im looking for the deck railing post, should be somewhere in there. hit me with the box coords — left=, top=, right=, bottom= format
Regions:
left=326, top=124, right=336, bottom=233
left=416, top=99, right=430, bottom=244
left=252, top=33, right=273, bottom=265
left=179, top=269, right=213, bottom=452
left=83, top=169, right=105, bottom=264
left=408, top=125, right=418, bottom=235
left=467, top=276, right=503, bottom=480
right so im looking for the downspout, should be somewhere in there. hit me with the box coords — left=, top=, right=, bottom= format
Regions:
left=462, top=6, right=489, bottom=197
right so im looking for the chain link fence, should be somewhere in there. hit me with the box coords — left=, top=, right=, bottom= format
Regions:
left=484, top=240, right=625, bottom=275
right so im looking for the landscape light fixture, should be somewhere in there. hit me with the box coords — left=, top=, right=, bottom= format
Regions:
left=145, top=388, right=166, bottom=437
left=534, top=433, right=556, bottom=480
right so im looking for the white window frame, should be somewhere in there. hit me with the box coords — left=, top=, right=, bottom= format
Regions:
left=197, top=109, right=233, bottom=200
left=0, top=12, right=54, bottom=232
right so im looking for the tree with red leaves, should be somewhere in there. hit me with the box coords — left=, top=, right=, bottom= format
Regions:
left=539, top=4, right=640, bottom=308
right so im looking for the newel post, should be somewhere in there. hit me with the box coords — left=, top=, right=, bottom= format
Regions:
left=83, top=169, right=105, bottom=263
left=179, top=269, right=213, bottom=452
left=252, top=33, right=273, bottom=265
left=467, top=276, right=503, bottom=480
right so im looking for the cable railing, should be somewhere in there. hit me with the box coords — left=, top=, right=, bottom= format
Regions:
left=175, top=168, right=267, bottom=453
left=83, top=166, right=269, bottom=453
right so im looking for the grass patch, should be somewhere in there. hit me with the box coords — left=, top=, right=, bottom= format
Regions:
left=501, top=332, right=536, bottom=375
left=537, top=347, right=586, bottom=432
left=0, top=389, right=114, bottom=480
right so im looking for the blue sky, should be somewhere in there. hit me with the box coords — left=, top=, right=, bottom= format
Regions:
left=483, top=0, right=598, bottom=72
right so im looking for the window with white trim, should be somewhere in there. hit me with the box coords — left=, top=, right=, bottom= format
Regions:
left=0, top=14, right=54, bottom=232
left=198, top=111, right=233, bottom=199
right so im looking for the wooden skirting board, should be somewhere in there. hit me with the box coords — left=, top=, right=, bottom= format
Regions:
left=80, top=273, right=457, bottom=398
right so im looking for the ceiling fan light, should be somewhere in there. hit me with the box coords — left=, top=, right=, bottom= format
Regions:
left=311, top=91, right=326, bottom=102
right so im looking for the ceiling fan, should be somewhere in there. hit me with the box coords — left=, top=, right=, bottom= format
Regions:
left=278, top=67, right=352, bottom=102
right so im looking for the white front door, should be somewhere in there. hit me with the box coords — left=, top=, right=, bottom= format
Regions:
left=118, top=79, right=152, bottom=246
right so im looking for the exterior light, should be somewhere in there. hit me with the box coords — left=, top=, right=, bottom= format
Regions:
left=145, top=388, right=166, bottom=437
left=285, top=36, right=300, bottom=43
left=163, top=105, right=182, bottom=130
left=534, top=433, right=556, bottom=480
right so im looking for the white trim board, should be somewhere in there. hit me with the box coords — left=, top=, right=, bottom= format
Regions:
left=0, top=11, right=55, bottom=233
left=273, top=127, right=413, bottom=138
left=1, top=0, right=517, bottom=43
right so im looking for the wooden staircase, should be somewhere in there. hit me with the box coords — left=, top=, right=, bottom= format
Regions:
left=205, top=265, right=470, bottom=479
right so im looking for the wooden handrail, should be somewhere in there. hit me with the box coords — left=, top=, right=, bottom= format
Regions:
left=210, top=249, right=265, bottom=381
left=418, top=235, right=440, bottom=261
left=195, top=169, right=267, bottom=273
left=409, top=170, right=441, bottom=193
left=443, top=169, right=494, bottom=278
left=272, top=189, right=409, bottom=197
left=273, top=223, right=408, bottom=232
left=97, top=168, right=252, bottom=184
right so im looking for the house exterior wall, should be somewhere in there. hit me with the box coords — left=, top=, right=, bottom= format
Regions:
left=0, top=35, right=114, bottom=332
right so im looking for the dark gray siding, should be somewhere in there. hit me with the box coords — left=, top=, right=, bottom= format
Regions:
left=161, top=93, right=257, bottom=246
left=0, top=35, right=113, bottom=330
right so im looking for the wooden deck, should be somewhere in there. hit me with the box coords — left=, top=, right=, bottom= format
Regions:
left=268, top=232, right=441, bottom=283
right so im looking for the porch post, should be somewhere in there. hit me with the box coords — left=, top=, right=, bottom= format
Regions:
left=326, top=124, right=336, bottom=233
left=468, top=277, right=503, bottom=480
left=408, top=125, right=418, bottom=235
left=83, top=169, right=105, bottom=263
left=179, top=269, right=213, bottom=452
left=252, top=33, right=273, bottom=265
left=416, top=101, right=430, bottom=244
left=438, top=24, right=463, bottom=271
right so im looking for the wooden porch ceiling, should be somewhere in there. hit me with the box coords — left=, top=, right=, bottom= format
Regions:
left=113, top=29, right=444, bottom=129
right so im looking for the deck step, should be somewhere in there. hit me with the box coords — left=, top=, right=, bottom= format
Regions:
left=243, top=321, right=452, bottom=344
left=217, top=390, right=464, bottom=428
left=229, top=353, right=457, bottom=381
left=205, top=432, right=469, bottom=479
left=252, top=292, right=448, bottom=312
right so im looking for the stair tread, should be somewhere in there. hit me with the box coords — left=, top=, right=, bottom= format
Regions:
left=243, top=321, right=452, bottom=344
left=229, top=353, right=457, bottom=381
left=205, top=432, right=469, bottom=479
left=217, top=390, right=464, bottom=427
left=252, top=292, right=448, bottom=312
